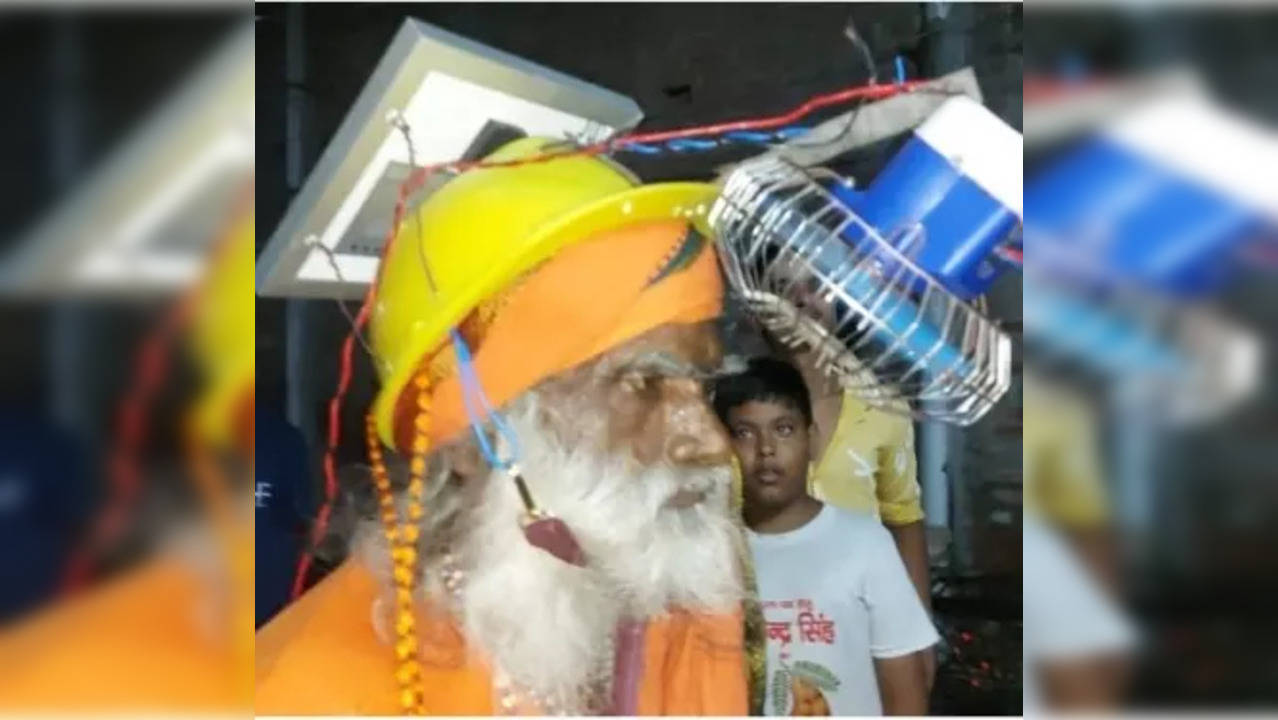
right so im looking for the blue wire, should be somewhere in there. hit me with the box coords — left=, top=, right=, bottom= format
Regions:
left=448, top=328, right=520, bottom=471
left=723, top=130, right=773, bottom=143
left=614, top=125, right=810, bottom=156
left=620, top=142, right=663, bottom=155
left=773, top=126, right=810, bottom=140
left=1059, top=53, right=1087, bottom=83
left=894, top=55, right=907, bottom=85
left=666, top=138, right=720, bottom=152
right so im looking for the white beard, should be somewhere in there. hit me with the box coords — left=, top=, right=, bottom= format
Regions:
left=439, top=392, right=744, bottom=710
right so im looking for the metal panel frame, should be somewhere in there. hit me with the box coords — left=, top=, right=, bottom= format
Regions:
left=255, top=18, right=643, bottom=299
left=0, top=21, right=254, bottom=298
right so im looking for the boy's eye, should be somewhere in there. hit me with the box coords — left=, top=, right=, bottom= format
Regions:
left=776, top=423, right=794, bottom=437
left=731, top=426, right=753, bottom=440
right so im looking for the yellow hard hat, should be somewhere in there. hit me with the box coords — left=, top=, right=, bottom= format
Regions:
left=370, top=137, right=717, bottom=449
left=189, top=204, right=255, bottom=449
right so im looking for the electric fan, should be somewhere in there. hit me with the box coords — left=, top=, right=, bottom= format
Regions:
left=1023, top=94, right=1272, bottom=425
left=710, top=96, right=1022, bottom=426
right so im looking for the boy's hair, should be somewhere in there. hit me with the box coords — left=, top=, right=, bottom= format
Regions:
left=712, top=356, right=813, bottom=426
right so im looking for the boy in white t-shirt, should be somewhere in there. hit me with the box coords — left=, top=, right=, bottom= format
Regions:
left=714, top=358, right=938, bottom=716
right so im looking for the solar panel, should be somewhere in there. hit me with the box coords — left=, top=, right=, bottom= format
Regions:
left=0, top=22, right=254, bottom=298
left=255, top=18, right=643, bottom=299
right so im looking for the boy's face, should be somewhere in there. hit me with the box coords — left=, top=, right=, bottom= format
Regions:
left=724, top=399, right=812, bottom=512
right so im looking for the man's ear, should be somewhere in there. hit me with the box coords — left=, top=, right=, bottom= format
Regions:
left=439, top=436, right=487, bottom=482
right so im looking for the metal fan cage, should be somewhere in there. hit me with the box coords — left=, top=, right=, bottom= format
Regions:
left=709, top=155, right=1013, bottom=426
left=1021, top=255, right=1261, bottom=428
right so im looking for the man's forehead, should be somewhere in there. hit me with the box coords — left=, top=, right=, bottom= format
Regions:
left=604, top=322, right=724, bottom=373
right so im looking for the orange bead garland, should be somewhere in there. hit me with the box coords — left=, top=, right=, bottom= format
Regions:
left=364, top=368, right=432, bottom=715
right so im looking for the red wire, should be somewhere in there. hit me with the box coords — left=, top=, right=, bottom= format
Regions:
left=995, top=245, right=1023, bottom=266
left=290, top=172, right=431, bottom=599
left=619, top=80, right=916, bottom=144
left=288, top=77, right=923, bottom=600
left=60, top=305, right=190, bottom=592
left=1022, top=75, right=1115, bottom=104
left=398, top=80, right=927, bottom=192
left=1241, top=241, right=1278, bottom=269
left=61, top=180, right=255, bottom=593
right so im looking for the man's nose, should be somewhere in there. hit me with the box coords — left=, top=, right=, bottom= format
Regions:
left=758, top=435, right=776, bottom=458
left=661, top=378, right=732, bottom=467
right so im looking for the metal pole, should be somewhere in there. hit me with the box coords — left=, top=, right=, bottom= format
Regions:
left=48, top=13, right=91, bottom=443
left=1112, top=381, right=1157, bottom=574
left=916, top=1, right=974, bottom=566
left=284, top=4, right=319, bottom=450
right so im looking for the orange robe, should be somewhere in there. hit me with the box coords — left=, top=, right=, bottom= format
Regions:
left=255, top=561, right=748, bottom=715
left=0, top=557, right=249, bottom=712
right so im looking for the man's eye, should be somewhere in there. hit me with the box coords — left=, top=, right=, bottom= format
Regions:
left=776, top=424, right=793, bottom=436
left=731, top=427, right=752, bottom=440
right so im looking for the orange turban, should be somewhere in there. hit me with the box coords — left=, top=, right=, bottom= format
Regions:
left=389, top=218, right=723, bottom=452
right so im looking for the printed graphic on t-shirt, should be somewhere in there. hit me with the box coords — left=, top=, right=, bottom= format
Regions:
left=771, top=660, right=841, bottom=715
left=765, top=598, right=842, bottom=715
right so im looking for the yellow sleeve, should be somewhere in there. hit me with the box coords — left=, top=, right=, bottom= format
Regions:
left=1024, top=379, right=1111, bottom=527
left=874, top=416, right=925, bottom=525
left=1035, top=418, right=1110, bottom=528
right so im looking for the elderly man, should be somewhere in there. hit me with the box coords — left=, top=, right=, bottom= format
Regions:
left=255, top=138, right=753, bottom=715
